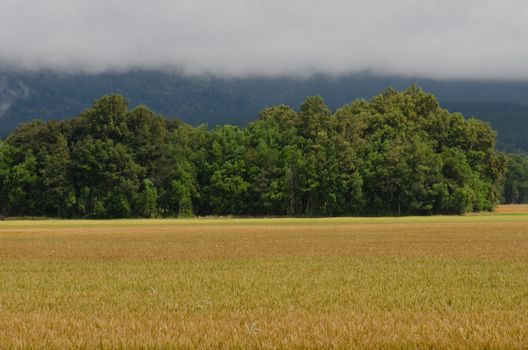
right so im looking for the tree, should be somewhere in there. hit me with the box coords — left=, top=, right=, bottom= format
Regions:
left=0, top=142, right=14, bottom=216
left=78, top=94, right=129, bottom=141
left=71, top=138, right=144, bottom=218
left=136, top=179, right=158, bottom=218
left=41, top=134, right=76, bottom=217
left=503, top=153, right=528, bottom=204
left=4, top=151, right=38, bottom=216
left=207, top=160, right=249, bottom=215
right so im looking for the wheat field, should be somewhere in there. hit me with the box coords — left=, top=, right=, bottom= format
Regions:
left=1, top=206, right=528, bottom=349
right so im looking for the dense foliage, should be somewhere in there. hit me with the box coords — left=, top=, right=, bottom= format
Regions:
left=0, top=87, right=506, bottom=218
left=503, top=153, right=528, bottom=204
left=2, top=71, right=528, bottom=151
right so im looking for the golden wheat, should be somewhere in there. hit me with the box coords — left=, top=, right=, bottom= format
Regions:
left=1, top=208, right=527, bottom=348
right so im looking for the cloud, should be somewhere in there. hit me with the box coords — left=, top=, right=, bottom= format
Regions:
left=1, top=0, right=527, bottom=79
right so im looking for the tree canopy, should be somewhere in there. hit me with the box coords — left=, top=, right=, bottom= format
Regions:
left=503, top=153, right=528, bottom=204
left=0, top=87, right=507, bottom=218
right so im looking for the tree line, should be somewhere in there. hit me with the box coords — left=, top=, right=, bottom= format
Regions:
left=0, top=86, right=511, bottom=218
left=503, top=153, right=528, bottom=204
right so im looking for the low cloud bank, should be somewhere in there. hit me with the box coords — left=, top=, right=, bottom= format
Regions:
left=1, top=0, right=528, bottom=79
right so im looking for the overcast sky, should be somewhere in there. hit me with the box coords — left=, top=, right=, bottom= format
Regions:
left=1, top=0, right=527, bottom=79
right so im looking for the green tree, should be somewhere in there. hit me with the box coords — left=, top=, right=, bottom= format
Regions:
left=4, top=151, right=38, bottom=216
left=136, top=179, right=158, bottom=218
left=0, top=142, right=15, bottom=216
left=41, top=134, right=76, bottom=217
left=503, top=153, right=528, bottom=204
left=207, top=160, right=249, bottom=215
left=71, top=138, right=144, bottom=218
left=78, top=94, right=129, bottom=141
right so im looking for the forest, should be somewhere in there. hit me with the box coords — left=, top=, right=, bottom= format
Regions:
left=0, top=86, right=519, bottom=218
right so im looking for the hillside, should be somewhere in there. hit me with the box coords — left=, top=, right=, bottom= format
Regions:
left=1, top=70, right=528, bottom=150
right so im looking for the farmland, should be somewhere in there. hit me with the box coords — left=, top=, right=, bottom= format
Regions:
left=1, top=206, right=528, bottom=348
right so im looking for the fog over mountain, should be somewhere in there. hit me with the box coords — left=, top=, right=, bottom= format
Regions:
left=1, top=1, right=528, bottom=150
left=2, top=0, right=528, bottom=79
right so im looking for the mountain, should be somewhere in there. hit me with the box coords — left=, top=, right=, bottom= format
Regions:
left=1, top=70, right=528, bottom=150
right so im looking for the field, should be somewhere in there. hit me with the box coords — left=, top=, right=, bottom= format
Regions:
left=1, top=206, right=528, bottom=349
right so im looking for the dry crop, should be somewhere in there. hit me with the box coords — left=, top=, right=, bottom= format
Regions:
left=1, top=209, right=528, bottom=348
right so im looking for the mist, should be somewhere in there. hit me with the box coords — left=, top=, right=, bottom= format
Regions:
left=1, top=0, right=528, bottom=79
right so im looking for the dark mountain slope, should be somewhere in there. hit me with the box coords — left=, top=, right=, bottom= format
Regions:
left=1, top=70, right=528, bottom=150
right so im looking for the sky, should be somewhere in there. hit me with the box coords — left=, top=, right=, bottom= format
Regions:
left=1, top=0, right=528, bottom=79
